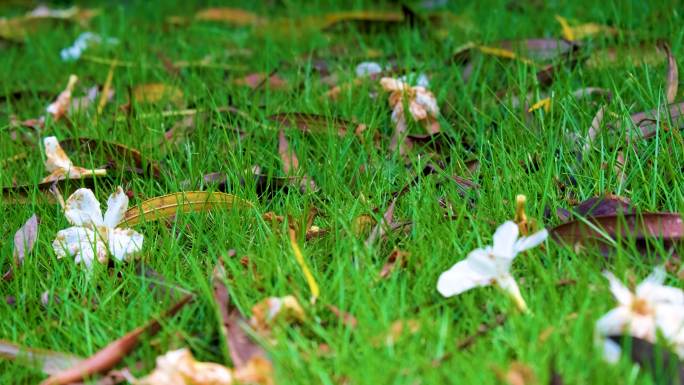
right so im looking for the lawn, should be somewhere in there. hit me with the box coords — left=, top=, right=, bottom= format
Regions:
left=1, top=1, right=684, bottom=384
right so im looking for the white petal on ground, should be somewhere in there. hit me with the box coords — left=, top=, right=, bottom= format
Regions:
left=355, top=61, right=382, bottom=77
left=496, top=273, right=527, bottom=310
left=107, top=228, right=143, bottom=261
left=43, top=136, right=73, bottom=171
left=52, top=226, right=107, bottom=268
left=602, top=338, right=622, bottom=363
left=436, top=248, right=495, bottom=297
left=491, top=221, right=519, bottom=259
left=513, top=229, right=549, bottom=253
left=64, top=188, right=105, bottom=227
left=103, top=186, right=129, bottom=228
left=603, top=272, right=634, bottom=306
left=637, top=267, right=684, bottom=304
left=654, top=303, right=684, bottom=340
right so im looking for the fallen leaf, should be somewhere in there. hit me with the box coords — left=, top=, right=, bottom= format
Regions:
left=194, top=7, right=261, bottom=25
left=0, top=6, right=99, bottom=42
left=495, top=39, right=576, bottom=62
left=586, top=44, right=665, bottom=69
left=551, top=212, right=684, bottom=247
left=378, top=249, right=409, bottom=279
left=13, top=213, right=38, bottom=265
left=320, top=10, right=405, bottom=30
left=0, top=340, right=83, bottom=375
left=555, top=195, right=633, bottom=222
left=250, top=295, right=306, bottom=335
left=269, top=113, right=353, bottom=135
left=235, top=73, right=287, bottom=90
left=663, top=42, right=678, bottom=104
left=608, top=335, right=684, bottom=385
left=555, top=15, right=618, bottom=41
left=122, top=192, right=253, bottom=226
left=211, top=263, right=271, bottom=374
left=583, top=105, right=606, bottom=153
left=500, top=362, right=537, bottom=385
left=132, top=83, right=184, bottom=105
left=626, top=102, right=684, bottom=139
left=278, top=130, right=299, bottom=174
left=40, top=295, right=193, bottom=385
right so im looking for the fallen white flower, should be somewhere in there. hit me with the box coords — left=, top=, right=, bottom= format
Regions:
left=380, top=76, right=440, bottom=140
left=596, top=267, right=684, bottom=362
left=42, top=136, right=106, bottom=183
left=52, top=187, right=143, bottom=268
left=437, top=221, right=548, bottom=311
left=46, top=75, right=78, bottom=121
left=60, top=32, right=119, bottom=61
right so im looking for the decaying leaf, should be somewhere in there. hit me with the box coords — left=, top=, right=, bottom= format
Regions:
left=0, top=6, right=99, bottom=42
left=0, top=340, right=83, bottom=375
left=40, top=295, right=193, bottom=385
left=132, top=83, right=184, bottom=105
left=235, top=73, right=287, bottom=90
left=555, top=15, right=618, bottom=41
left=493, top=39, right=575, bottom=62
left=211, top=263, right=273, bottom=385
left=378, top=249, right=409, bottom=279
left=551, top=213, right=684, bottom=248
left=46, top=75, right=78, bottom=121
left=195, top=7, right=261, bottom=25
left=60, top=137, right=162, bottom=177
left=554, top=195, right=633, bottom=222
left=663, top=42, right=678, bottom=104
left=250, top=295, right=306, bottom=334
left=626, top=102, right=684, bottom=140
left=122, top=192, right=253, bottom=226
left=586, top=44, right=666, bottom=69
left=13, top=213, right=39, bottom=266
left=269, top=113, right=354, bottom=135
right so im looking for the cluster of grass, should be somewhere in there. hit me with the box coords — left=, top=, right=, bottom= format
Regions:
left=1, top=0, right=683, bottom=384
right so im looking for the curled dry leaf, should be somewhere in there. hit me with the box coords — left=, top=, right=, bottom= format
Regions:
left=0, top=340, right=83, bottom=375
left=250, top=295, right=306, bottom=335
left=378, top=249, right=409, bottom=279
left=40, top=294, right=193, bottom=385
left=46, top=75, right=78, bottom=121
left=663, top=42, right=678, bottom=104
left=626, top=102, right=684, bottom=140
left=122, top=192, right=253, bottom=226
left=132, top=83, right=184, bottom=106
left=551, top=213, right=684, bottom=249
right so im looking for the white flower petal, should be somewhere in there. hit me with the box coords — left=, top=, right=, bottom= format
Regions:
left=43, top=136, right=73, bottom=172
left=496, top=273, right=527, bottom=311
left=355, top=62, right=382, bottom=77
left=65, top=188, right=105, bottom=227
left=52, top=226, right=107, bottom=269
left=107, top=228, right=143, bottom=261
left=654, top=303, right=684, bottom=340
left=602, top=338, right=622, bottom=364
left=103, top=186, right=129, bottom=228
left=596, top=307, right=631, bottom=337
left=514, top=229, right=548, bottom=253
left=603, top=271, right=633, bottom=306
left=637, top=267, right=684, bottom=305
left=628, top=315, right=657, bottom=341
left=436, top=250, right=494, bottom=297
left=491, top=221, right=519, bottom=259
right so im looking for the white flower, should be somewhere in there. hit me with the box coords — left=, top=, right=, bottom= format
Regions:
left=380, top=77, right=440, bottom=136
left=596, top=267, right=684, bottom=362
left=52, top=187, right=143, bottom=268
left=42, top=137, right=107, bottom=183
left=436, top=221, right=548, bottom=311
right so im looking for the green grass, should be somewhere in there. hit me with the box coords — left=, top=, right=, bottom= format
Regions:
left=1, top=0, right=684, bottom=384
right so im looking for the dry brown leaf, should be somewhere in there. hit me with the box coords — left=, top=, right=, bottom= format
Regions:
left=40, top=295, right=193, bottom=385
left=500, top=362, right=537, bottom=385
left=122, top=192, right=253, bottom=226
left=250, top=295, right=306, bottom=335
left=378, top=249, right=409, bottom=279
left=663, top=42, right=678, bottom=104
left=278, top=130, right=299, bottom=174
left=132, top=83, right=184, bottom=105
left=0, top=340, right=83, bottom=375
left=235, top=73, right=287, bottom=90
left=0, top=6, right=99, bottom=42
left=195, top=7, right=261, bottom=26
left=46, top=75, right=78, bottom=121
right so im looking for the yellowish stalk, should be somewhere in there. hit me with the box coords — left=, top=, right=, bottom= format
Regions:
left=287, top=227, right=320, bottom=304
